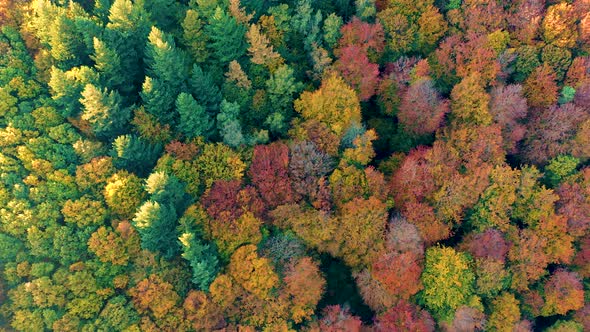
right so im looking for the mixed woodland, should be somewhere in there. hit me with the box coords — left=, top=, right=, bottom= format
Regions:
left=1, top=0, right=590, bottom=330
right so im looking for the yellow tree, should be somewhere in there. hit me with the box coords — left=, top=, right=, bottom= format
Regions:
left=542, top=3, right=578, bottom=48
left=247, top=23, right=282, bottom=68
left=228, top=245, right=279, bottom=300
left=294, top=72, right=361, bottom=138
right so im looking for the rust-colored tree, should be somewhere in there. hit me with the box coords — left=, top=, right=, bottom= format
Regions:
left=541, top=269, right=584, bottom=316
left=398, top=78, right=449, bottom=135
left=248, top=142, right=294, bottom=209
left=374, top=300, right=435, bottom=332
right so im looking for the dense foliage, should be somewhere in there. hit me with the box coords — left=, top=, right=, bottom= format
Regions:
left=1, top=0, right=589, bottom=331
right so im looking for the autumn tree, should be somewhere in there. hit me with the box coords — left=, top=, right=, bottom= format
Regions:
left=487, top=292, right=521, bottom=332
left=334, top=45, right=380, bottom=101
left=248, top=142, right=294, bottom=208
left=374, top=300, right=435, bottom=332
left=541, top=269, right=585, bottom=316
left=450, top=74, right=492, bottom=127
left=283, top=257, right=325, bottom=323
left=129, top=274, right=180, bottom=320
left=523, top=64, right=558, bottom=109
left=371, top=250, right=423, bottom=301
left=228, top=244, right=279, bottom=300
left=247, top=23, right=281, bottom=68
left=420, top=246, right=477, bottom=322
left=489, top=84, right=528, bottom=154
left=294, top=72, right=361, bottom=139
left=398, top=78, right=449, bottom=135
left=542, top=3, right=577, bottom=48
left=103, top=171, right=146, bottom=219
left=319, top=305, right=363, bottom=332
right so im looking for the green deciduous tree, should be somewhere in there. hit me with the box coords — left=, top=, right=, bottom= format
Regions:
left=421, top=246, right=477, bottom=322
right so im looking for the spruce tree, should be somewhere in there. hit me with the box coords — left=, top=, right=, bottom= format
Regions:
left=217, top=99, right=245, bottom=148
left=111, top=134, right=162, bottom=176
left=80, top=84, right=130, bottom=139
left=133, top=201, right=180, bottom=259
left=179, top=232, right=220, bottom=290
left=205, top=7, right=247, bottom=64
left=176, top=92, right=213, bottom=139
left=189, top=64, right=222, bottom=114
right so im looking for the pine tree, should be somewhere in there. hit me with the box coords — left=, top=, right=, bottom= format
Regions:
left=80, top=84, right=130, bottom=139
left=176, top=93, right=213, bottom=139
left=49, top=66, right=100, bottom=118
left=179, top=232, right=219, bottom=291
left=144, top=26, right=189, bottom=91
left=217, top=99, right=245, bottom=148
left=91, top=37, right=126, bottom=92
left=140, top=76, right=176, bottom=124
left=145, top=171, right=186, bottom=210
left=133, top=201, right=180, bottom=259
left=111, top=134, right=162, bottom=176
left=181, top=9, right=209, bottom=63
left=205, top=7, right=248, bottom=64
left=189, top=64, right=222, bottom=114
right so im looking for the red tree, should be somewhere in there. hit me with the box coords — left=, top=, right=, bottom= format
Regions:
left=556, top=168, right=590, bottom=237
left=372, top=251, right=423, bottom=300
left=524, top=103, right=588, bottom=164
left=541, top=269, right=585, bottom=316
left=398, top=78, right=449, bottom=135
left=319, top=305, right=363, bottom=332
left=461, top=228, right=510, bottom=263
left=489, top=84, right=528, bottom=154
left=335, top=45, right=380, bottom=101
left=201, top=180, right=264, bottom=221
left=573, top=235, right=590, bottom=278
left=248, top=142, right=294, bottom=209
left=374, top=300, right=435, bottom=332
left=338, top=17, right=385, bottom=57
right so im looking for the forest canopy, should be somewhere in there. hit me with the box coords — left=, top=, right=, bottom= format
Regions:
left=0, top=0, right=590, bottom=331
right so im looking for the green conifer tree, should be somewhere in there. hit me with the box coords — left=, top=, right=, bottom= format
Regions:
left=80, top=84, right=130, bottom=139
left=176, top=92, right=213, bottom=139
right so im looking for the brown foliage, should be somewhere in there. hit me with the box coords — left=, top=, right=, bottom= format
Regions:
left=129, top=275, right=180, bottom=319
left=523, top=64, right=558, bottom=109
left=201, top=180, right=264, bottom=221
